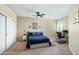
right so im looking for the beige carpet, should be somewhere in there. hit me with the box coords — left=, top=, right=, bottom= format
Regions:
left=2, top=41, right=72, bottom=55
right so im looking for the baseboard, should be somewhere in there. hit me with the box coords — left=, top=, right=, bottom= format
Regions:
left=1, top=41, right=16, bottom=55
left=69, top=45, right=75, bottom=55
left=6, top=41, right=16, bottom=50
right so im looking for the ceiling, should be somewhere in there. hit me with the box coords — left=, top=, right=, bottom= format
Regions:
left=8, top=4, right=72, bottom=19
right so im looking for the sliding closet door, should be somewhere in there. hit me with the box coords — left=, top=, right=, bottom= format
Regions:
left=0, top=13, right=6, bottom=54
left=6, top=17, right=16, bottom=49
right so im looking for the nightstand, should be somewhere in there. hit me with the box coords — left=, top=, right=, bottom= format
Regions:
left=22, top=34, right=27, bottom=41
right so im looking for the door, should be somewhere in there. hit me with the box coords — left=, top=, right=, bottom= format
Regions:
left=0, top=13, right=6, bottom=54
left=6, top=17, right=16, bottom=49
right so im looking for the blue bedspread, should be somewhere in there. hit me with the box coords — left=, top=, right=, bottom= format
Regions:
left=26, top=32, right=52, bottom=49
left=28, top=35, right=46, bottom=41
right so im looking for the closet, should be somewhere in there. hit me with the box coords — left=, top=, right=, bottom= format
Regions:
left=6, top=16, right=16, bottom=49
left=0, top=12, right=16, bottom=54
left=0, top=13, right=6, bottom=54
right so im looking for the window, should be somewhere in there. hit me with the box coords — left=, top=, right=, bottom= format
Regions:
left=57, top=23, right=64, bottom=32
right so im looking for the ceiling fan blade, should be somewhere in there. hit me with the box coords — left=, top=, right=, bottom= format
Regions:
left=39, top=15, right=43, bottom=18
left=41, top=14, right=45, bottom=15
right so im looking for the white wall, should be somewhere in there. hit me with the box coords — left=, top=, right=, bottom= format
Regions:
left=17, top=16, right=56, bottom=41
left=69, top=5, right=79, bottom=55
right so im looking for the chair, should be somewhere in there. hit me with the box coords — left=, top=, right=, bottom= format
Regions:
left=56, top=32, right=67, bottom=44
left=56, top=32, right=65, bottom=39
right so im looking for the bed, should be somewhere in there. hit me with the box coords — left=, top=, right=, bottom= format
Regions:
left=26, top=32, right=52, bottom=49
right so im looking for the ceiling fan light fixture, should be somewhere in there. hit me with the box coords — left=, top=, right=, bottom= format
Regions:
left=32, top=11, right=45, bottom=19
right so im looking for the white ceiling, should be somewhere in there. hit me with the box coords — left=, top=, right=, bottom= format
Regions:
left=8, top=4, right=72, bottom=19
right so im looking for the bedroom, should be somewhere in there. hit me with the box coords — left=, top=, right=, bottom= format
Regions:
left=0, top=4, right=79, bottom=55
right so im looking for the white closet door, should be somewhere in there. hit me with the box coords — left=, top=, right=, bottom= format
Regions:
left=6, top=17, right=16, bottom=49
left=0, top=13, right=6, bottom=54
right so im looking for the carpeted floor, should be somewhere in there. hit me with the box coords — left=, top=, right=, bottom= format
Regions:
left=2, top=40, right=72, bottom=55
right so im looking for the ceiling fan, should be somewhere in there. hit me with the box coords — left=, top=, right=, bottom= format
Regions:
left=32, top=11, right=45, bottom=18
